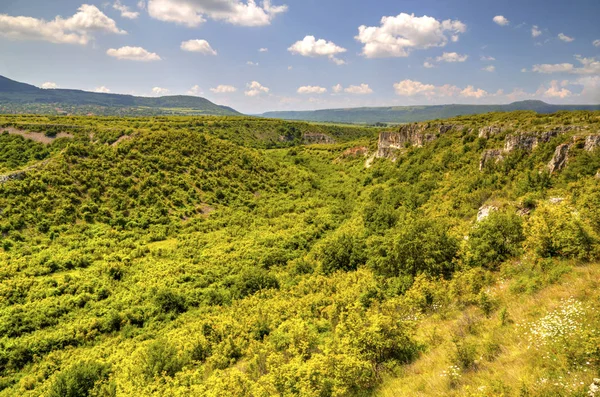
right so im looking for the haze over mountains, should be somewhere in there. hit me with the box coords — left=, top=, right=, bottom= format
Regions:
left=1, top=75, right=599, bottom=122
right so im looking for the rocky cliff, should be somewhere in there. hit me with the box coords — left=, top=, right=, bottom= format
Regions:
left=376, top=123, right=462, bottom=160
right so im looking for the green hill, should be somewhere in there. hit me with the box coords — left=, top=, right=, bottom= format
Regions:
left=0, top=75, right=241, bottom=116
left=0, top=111, right=600, bottom=396
left=261, top=100, right=600, bottom=124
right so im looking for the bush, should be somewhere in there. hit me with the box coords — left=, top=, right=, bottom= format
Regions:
left=48, top=361, right=112, bottom=397
left=234, top=267, right=279, bottom=298
left=466, top=211, right=524, bottom=268
left=368, top=216, right=458, bottom=278
left=525, top=202, right=597, bottom=260
left=140, top=340, right=183, bottom=380
left=319, top=232, right=366, bottom=274
left=154, top=289, right=187, bottom=314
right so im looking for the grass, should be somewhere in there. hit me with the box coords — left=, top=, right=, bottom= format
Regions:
left=377, top=261, right=600, bottom=396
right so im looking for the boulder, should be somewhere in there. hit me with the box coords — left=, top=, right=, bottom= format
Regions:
left=478, top=126, right=503, bottom=139
left=0, top=171, right=26, bottom=184
left=477, top=205, right=498, bottom=222
left=504, top=134, right=538, bottom=152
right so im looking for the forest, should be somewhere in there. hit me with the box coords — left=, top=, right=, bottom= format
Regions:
left=0, top=111, right=599, bottom=396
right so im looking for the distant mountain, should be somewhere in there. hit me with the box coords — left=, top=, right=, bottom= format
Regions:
left=261, top=100, right=600, bottom=124
left=0, top=75, right=241, bottom=116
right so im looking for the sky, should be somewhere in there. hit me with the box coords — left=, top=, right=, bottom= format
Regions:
left=0, top=0, right=599, bottom=114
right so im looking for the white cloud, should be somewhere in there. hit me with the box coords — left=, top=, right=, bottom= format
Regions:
left=537, top=80, right=572, bottom=98
left=147, top=0, right=287, bottom=28
left=259, top=47, right=268, bottom=52
left=423, top=61, right=435, bottom=68
left=288, top=35, right=347, bottom=65
left=482, top=65, right=495, bottom=72
left=594, top=39, right=600, bottom=47
left=521, top=68, right=528, bottom=72
left=332, top=84, right=343, bottom=93
left=0, top=4, right=125, bottom=45
left=558, top=33, right=574, bottom=42
left=245, top=81, right=269, bottom=96
left=355, top=13, right=466, bottom=58
left=287, top=65, right=293, bottom=70
left=532, top=63, right=574, bottom=74
left=94, top=86, right=110, bottom=93
left=113, top=1, right=140, bottom=19
left=435, top=52, right=468, bottom=62
left=392, top=79, right=489, bottom=100
left=480, top=55, right=495, bottom=61
left=493, top=15, right=509, bottom=26
left=138, top=1, right=146, bottom=9
left=210, top=85, right=237, bottom=93
left=180, top=39, right=217, bottom=55
left=187, top=85, right=203, bottom=95
left=247, top=61, right=258, bottom=66
left=531, top=25, right=541, bottom=37
left=393, top=79, right=435, bottom=96
left=107, top=46, right=161, bottom=61
left=41, top=82, right=58, bottom=89
left=573, top=76, right=600, bottom=102
left=344, top=84, right=373, bottom=94
left=460, top=85, right=488, bottom=98
left=297, top=85, right=327, bottom=94
left=152, top=87, right=170, bottom=95
left=532, top=56, right=600, bottom=75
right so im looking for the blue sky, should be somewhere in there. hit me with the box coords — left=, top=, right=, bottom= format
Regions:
left=0, top=0, right=599, bottom=113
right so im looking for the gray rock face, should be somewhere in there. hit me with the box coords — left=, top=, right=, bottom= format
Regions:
left=478, top=126, right=503, bottom=139
left=302, top=133, right=335, bottom=144
left=375, top=123, right=461, bottom=159
left=504, top=134, right=539, bottom=152
left=479, top=150, right=505, bottom=170
left=0, top=171, right=26, bottom=184
left=584, top=135, right=600, bottom=151
left=547, top=144, right=571, bottom=173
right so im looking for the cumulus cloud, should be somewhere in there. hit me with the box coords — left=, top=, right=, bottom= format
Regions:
left=107, top=46, right=161, bottom=61
left=493, top=15, right=509, bottom=26
left=187, top=85, right=203, bottom=95
left=573, top=76, right=600, bottom=102
left=344, top=84, right=373, bottom=94
left=247, top=61, right=258, bottom=66
left=460, top=85, right=488, bottom=98
left=537, top=80, right=572, bottom=98
left=210, top=85, right=237, bottom=93
left=147, top=0, right=287, bottom=27
left=297, top=85, right=327, bottom=94
left=531, top=25, right=541, bottom=37
left=138, top=1, right=146, bottom=9
left=482, top=65, right=495, bottom=72
left=594, top=40, right=600, bottom=47
left=259, top=47, right=268, bottom=52
left=94, top=86, right=110, bottom=93
left=180, top=39, right=217, bottom=55
left=0, top=4, right=126, bottom=45
left=558, top=33, right=574, bottom=42
left=41, top=82, right=58, bottom=89
left=288, top=35, right=347, bottom=65
left=480, top=55, right=495, bottom=61
left=332, top=84, right=343, bottom=93
left=355, top=13, right=466, bottom=58
left=435, top=52, right=468, bottom=62
left=245, top=81, right=269, bottom=96
left=423, top=61, right=435, bottom=68
left=393, top=79, right=489, bottom=99
left=113, top=1, right=140, bottom=19
left=532, top=56, right=600, bottom=75
left=393, top=79, right=435, bottom=96
left=152, top=87, right=170, bottom=95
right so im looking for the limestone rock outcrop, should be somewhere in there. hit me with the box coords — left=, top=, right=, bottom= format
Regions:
left=0, top=171, right=25, bottom=184
left=303, top=133, right=335, bottom=144
left=584, top=135, right=600, bottom=151
left=376, top=123, right=460, bottom=159
left=547, top=144, right=571, bottom=173
left=479, top=150, right=505, bottom=170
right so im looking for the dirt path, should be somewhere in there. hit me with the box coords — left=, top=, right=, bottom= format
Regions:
left=1, top=127, right=73, bottom=144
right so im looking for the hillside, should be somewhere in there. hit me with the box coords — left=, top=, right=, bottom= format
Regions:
left=0, top=111, right=600, bottom=396
left=261, top=100, right=600, bottom=124
left=0, top=76, right=241, bottom=116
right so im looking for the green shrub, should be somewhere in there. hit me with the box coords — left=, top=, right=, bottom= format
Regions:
left=466, top=211, right=524, bottom=268
left=48, top=361, right=111, bottom=397
left=140, top=340, right=183, bottom=380
left=319, top=232, right=366, bottom=274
